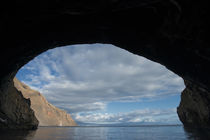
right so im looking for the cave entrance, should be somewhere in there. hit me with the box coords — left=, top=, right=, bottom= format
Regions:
left=15, top=43, right=185, bottom=126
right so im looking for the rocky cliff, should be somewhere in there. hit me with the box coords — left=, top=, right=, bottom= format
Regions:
left=0, top=80, right=38, bottom=129
left=14, top=78, right=77, bottom=126
left=177, top=81, right=210, bottom=128
left=0, top=0, right=210, bottom=129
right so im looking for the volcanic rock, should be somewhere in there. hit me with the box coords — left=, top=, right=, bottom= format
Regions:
left=0, top=80, right=38, bottom=129
left=177, top=80, right=210, bottom=127
left=0, top=0, right=210, bottom=129
left=14, top=78, right=77, bottom=126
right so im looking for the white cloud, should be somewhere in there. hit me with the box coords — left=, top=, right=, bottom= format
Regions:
left=56, top=102, right=106, bottom=113
left=17, top=44, right=185, bottom=114
left=73, top=108, right=180, bottom=124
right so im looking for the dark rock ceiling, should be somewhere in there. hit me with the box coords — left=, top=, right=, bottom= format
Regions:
left=0, top=0, right=209, bottom=128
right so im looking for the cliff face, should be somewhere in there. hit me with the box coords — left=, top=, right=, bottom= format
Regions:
left=0, top=80, right=38, bottom=129
left=14, top=78, right=77, bottom=126
left=0, top=0, right=210, bottom=129
left=177, top=81, right=210, bottom=128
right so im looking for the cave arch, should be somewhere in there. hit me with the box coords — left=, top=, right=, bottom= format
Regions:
left=0, top=0, right=209, bottom=129
left=16, top=44, right=185, bottom=126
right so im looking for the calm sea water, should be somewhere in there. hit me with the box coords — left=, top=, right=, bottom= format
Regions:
left=0, top=125, right=210, bottom=140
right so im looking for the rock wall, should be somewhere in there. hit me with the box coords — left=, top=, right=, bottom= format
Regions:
left=0, top=0, right=210, bottom=129
left=0, top=80, right=38, bottom=129
left=177, top=81, right=210, bottom=127
left=14, top=78, right=77, bottom=126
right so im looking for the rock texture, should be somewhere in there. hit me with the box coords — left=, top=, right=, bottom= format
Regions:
left=0, top=0, right=209, bottom=129
left=0, top=80, right=38, bottom=129
left=14, top=78, right=77, bottom=126
left=177, top=81, right=210, bottom=127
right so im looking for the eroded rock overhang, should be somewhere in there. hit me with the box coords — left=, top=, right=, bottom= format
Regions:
left=0, top=0, right=209, bottom=129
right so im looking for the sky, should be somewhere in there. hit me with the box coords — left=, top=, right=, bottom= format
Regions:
left=16, top=44, right=185, bottom=125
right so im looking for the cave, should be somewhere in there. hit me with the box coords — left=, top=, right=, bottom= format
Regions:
left=0, top=0, right=210, bottom=129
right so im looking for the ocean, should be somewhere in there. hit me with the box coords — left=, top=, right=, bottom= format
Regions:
left=0, top=125, right=210, bottom=140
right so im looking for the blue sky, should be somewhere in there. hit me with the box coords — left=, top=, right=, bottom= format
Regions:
left=16, top=44, right=185, bottom=125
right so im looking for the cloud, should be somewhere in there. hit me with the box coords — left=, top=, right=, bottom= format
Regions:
left=73, top=108, right=180, bottom=124
left=17, top=44, right=185, bottom=113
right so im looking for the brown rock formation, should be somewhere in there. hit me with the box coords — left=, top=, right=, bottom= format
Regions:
left=0, top=80, right=38, bottom=129
left=0, top=0, right=209, bottom=129
left=14, top=78, right=77, bottom=126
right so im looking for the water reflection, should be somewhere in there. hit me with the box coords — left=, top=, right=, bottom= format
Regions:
left=0, top=129, right=36, bottom=140
left=184, top=126, right=210, bottom=140
left=0, top=126, right=210, bottom=140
